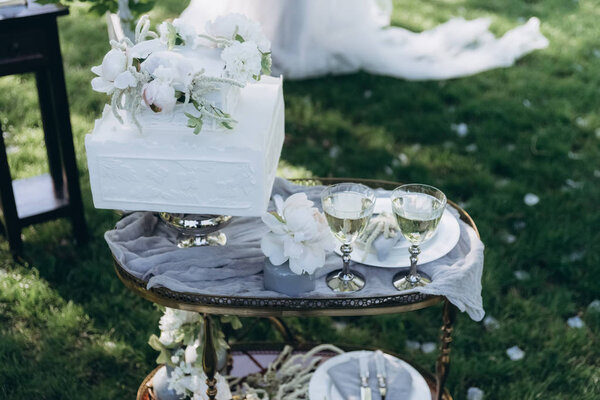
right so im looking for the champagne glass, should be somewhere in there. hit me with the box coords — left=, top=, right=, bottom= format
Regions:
left=321, top=183, right=376, bottom=293
left=391, top=184, right=446, bottom=291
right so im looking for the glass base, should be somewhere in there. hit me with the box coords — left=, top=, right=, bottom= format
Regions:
left=177, top=232, right=227, bottom=248
left=392, top=269, right=432, bottom=291
left=326, top=269, right=366, bottom=293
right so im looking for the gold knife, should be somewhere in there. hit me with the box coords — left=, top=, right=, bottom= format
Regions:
left=359, top=354, right=372, bottom=400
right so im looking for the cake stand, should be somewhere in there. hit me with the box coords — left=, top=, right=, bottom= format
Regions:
left=112, top=177, right=480, bottom=400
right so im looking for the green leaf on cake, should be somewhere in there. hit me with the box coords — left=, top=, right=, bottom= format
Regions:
left=261, top=52, right=272, bottom=75
left=166, top=22, right=177, bottom=50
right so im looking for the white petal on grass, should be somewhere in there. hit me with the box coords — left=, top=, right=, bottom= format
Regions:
left=384, top=166, right=393, bottom=175
left=593, top=49, right=600, bottom=58
left=595, top=170, right=600, bottom=179
left=332, top=321, right=347, bottom=331
left=588, top=300, right=600, bottom=312
left=595, top=128, right=600, bottom=139
left=421, top=342, right=437, bottom=354
left=405, top=340, right=421, bottom=351
left=483, top=315, right=500, bottom=330
left=443, top=141, right=455, bottom=149
left=567, top=316, right=585, bottom=328
left=363, top=89, right=373, bottom=99
left=506, top=144, right=516, bottom=152
left=465, top=143, right=478, bottom=153
left=522, top=99, right=531, bottom=108
left=568, top=250, right=585, bottom=262
left=467, top=387, right=485, bottom=400
left=506, top=346, right=525, bottom=361
left=568, top=151, right=584, bottom=160
left=398, top=153, right=409, bottom=166
left=495, top=178, right=510, bottom=188
left=328, top=145, right=340, bottom=158
left=452, top=122, right=469, bottom=137
left=514, top=270, right=531, bottom=281
left=575, top=117, right=588, bottom=127
left=501, top=232, right=517, bottom=244
left=565, top=179, right=584, bottom=189
left=524, top=193, right=539, bottom=206
left=513, top=221, right=526, bottom=230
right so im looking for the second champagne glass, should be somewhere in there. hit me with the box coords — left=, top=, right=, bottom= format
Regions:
left=321, top=183, right=376, bottom=293
left=391, top=184, right=446, bottom=291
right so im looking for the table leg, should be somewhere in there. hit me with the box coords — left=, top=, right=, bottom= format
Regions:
left=46, top=18, right=88, bottom=244
left=435, top=300, right=456, bottom=400
left=35, top=69, right=64, bottom=198
left=0, top=123, right=22, bottom=258
left=202, top=314, right=218, bottom=400
left=268, top=316, right=300, bottom=345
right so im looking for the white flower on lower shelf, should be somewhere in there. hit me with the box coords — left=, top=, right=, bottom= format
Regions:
left=506, top=345, right=525, bottom=361
left=168, top=361, right=232, bottom=400
left=261, top=193, right=337, bottom=275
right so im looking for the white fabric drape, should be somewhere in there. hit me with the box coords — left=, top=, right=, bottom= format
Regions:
left=180, top=0, right=548, bottom=80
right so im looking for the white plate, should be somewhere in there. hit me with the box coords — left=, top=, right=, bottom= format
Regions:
left=308, top=350, right=430, bottom=400
left=336, top=205, right=460, bottom=268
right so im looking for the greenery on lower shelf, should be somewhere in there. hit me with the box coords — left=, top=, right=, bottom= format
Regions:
left=0, top=1, right=599, bottom=399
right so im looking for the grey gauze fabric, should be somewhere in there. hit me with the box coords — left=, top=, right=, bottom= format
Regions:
left=105, top=177, right=486, bottom=321
left=327, top=356, right=412, bottom=400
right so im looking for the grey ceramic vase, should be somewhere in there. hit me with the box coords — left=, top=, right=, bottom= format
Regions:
left=152, top=366, right=183, bottom=400
left=263, top=259, right=316, bottom=296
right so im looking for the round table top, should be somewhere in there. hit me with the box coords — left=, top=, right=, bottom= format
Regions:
left=113, top=177, right=479, bottom=317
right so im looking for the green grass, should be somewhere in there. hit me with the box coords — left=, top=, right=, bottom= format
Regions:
left=1, top=0, right=599, bottom=399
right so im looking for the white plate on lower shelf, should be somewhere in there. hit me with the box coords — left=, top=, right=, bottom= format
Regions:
left=335, top=207, right=460, bottom=268
left=308, top=350, right=430, bottom=400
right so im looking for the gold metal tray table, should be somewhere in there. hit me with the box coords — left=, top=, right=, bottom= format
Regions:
left=113, top=178, right=479, bottom=400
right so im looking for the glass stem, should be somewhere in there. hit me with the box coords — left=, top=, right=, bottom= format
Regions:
left=341, top=243, right=353, bottom=280
left=407, top=244, right=421, bottom=285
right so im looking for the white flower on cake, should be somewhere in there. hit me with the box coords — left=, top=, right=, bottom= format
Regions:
left=261, top=193, right=337, bottom=275
left=206, top=13, right=270, bottom=52
left=91, top=47, right=137, bottom=94
left=90, top=14, right=272, bottom=134
left=222, top=41, right=264, bottom=82
left=142, top=69, right=177, bottom=113
left=158, top=18, right=198, bottom=49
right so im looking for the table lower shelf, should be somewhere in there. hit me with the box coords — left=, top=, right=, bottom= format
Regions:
left=136, top=344, right=452, bottom=400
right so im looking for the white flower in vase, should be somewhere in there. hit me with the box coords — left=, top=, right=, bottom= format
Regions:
left=222, top=41, right=263, bottom=82
left=206, top=13, right=271, bottom=52
left=91, top=47, right=137, bottom=94
left=261, top=193, right=337, bottom=275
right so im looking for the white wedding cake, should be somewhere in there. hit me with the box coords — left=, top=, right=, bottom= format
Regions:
left=85, top=15, right=284, bottom=216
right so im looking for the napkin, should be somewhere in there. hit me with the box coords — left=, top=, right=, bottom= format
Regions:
left=327, top=354, right=413, bottom=400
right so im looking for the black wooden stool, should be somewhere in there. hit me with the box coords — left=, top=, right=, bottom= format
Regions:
left=0, top=3, right=87, bottom=257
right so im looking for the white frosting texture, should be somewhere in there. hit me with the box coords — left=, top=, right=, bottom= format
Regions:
left=86, top=76, right=284, bottom=216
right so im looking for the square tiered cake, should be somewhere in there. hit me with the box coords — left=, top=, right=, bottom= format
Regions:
left=85, top=15, right=284, bottom=216
left=86, top=76, right=283, bottom=216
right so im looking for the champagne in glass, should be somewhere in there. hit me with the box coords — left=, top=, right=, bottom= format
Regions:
left=391, top=184, right=446, bottom=290
left=321, top=183, right=375, bottom=293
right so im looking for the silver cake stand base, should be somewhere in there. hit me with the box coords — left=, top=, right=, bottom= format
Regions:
left=159, top=213, right=233, bottom=248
